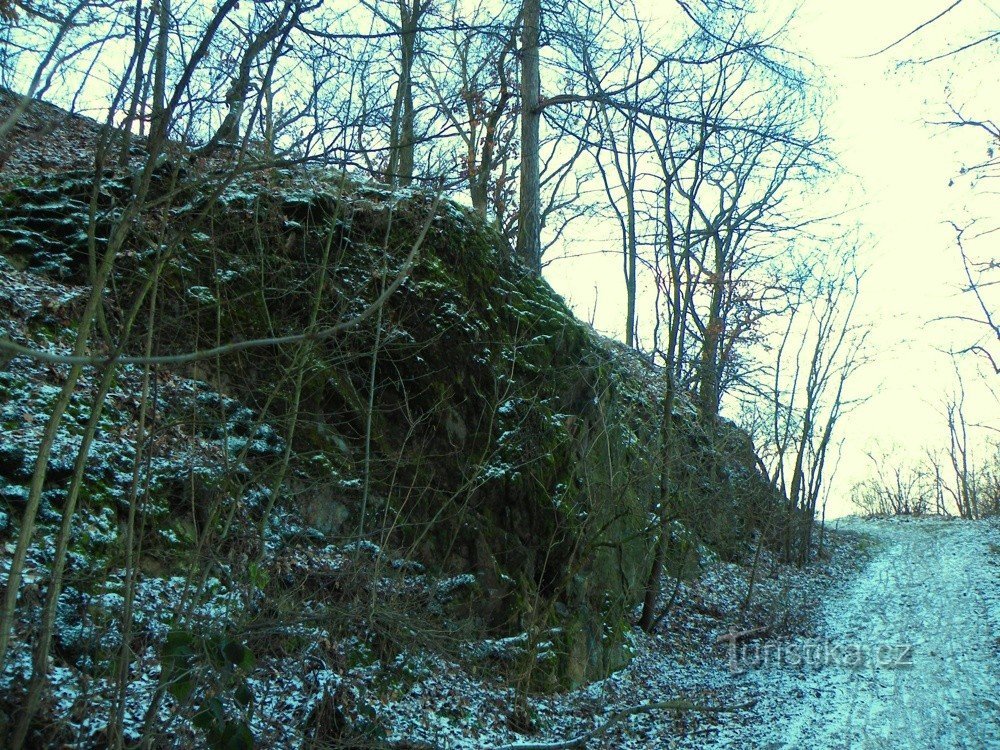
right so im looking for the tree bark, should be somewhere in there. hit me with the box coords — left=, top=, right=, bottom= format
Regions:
left=388, top=0, right=424, bottom=187
left=515, top=0, right=541, bottom=273
left=698, top=270, right=724, bottom=420
left=199, top=1, right=293, bottom=157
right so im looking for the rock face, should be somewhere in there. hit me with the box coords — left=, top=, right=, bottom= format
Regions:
left=0, top=159, right=782, bottom=689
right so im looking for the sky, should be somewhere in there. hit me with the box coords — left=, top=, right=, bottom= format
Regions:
left=545, top=0, right=1000, bottom=517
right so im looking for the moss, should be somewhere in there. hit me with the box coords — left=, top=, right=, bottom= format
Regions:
left=4, top=168, right=785, bottom=692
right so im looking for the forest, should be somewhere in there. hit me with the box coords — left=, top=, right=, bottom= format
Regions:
left=0, top=0, right=997, bottom=748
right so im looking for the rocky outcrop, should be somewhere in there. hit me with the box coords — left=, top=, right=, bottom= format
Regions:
left=0, top=154, right=782, bottom=693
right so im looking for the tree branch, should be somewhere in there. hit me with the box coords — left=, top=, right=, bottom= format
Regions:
left=489, top=698, right=757, bottom=750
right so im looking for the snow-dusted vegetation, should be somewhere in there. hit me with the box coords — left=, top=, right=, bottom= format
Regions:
left=0, top=89, right=863, bottom=747
left=0, top=90, right=816, bottom=746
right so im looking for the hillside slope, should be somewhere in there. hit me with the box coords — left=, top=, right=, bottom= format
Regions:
left=0, top=92, right=788, bottom=747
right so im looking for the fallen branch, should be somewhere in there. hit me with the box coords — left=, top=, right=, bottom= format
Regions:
left=714, top=626, right=769, bottom=645
left=489, top=698, right=757, bottom=750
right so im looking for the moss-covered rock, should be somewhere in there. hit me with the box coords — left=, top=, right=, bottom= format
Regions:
left=0, top=167, right=784, bottom=690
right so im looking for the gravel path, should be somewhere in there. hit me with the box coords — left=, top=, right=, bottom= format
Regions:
left=724, top=517, right=1000, bottom=750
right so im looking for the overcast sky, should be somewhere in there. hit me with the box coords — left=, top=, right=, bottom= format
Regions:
left=546, top=0, right=1000, bottom=517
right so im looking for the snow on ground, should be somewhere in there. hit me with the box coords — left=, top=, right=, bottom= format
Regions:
left=5, top=464, right=998, bottom=748
left=423, top=515, right=999, bottom=750
left=710, top=516, right=1000, bottom=750
left=365, top=528, right=874, bottom=750
left=1, top=244, right=994, bottom=749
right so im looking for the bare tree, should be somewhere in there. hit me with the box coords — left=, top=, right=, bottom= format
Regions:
left=420, top=0, right=520, bottom=225
left=747, top=245, right=868, bottom=561
left=384, top=0, right=434, bottom=185
left=942, top=366, right=980, bottom=518
left=852, top=457, right=934, bottom=517
left=196, top=0, right=304, bottom=157
left=515, top=0, right=541, bottom=270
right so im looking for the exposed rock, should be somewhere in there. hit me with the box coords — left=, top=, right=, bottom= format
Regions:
left=0, top=124, right=783, bottom=692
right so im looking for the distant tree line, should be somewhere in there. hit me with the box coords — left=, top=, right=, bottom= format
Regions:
left=853, top=365, right=1000, bottom=520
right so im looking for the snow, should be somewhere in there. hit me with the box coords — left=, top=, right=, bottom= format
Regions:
left=329, top=518, right=1000, bottom=750
left=2, top=488, right=869, bottom=748
left=186, top=285, right=217, bottom=304
left=709, top=516, right=1000, bottom=749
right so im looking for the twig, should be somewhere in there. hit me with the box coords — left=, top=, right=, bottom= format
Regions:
left=860, top=0, right=964, bottom=58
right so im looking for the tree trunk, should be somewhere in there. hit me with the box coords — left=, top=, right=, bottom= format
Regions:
left=639, top=373, right=677, bottom=632
left=698, top=285, right=724, bottom=420
left=200, top=4, right=290, bottom=158
left=389, top=0, right=421, bottom=187
left=148, top=0, right=169, bottom=144
left=515, top=0, right=541, bottom=273
left=398, top=19, right=416, bottom=186
left=624, top=169, right=637, bottom=348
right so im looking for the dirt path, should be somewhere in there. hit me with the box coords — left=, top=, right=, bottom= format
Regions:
left=719, top=517, right=1000, bottom=749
